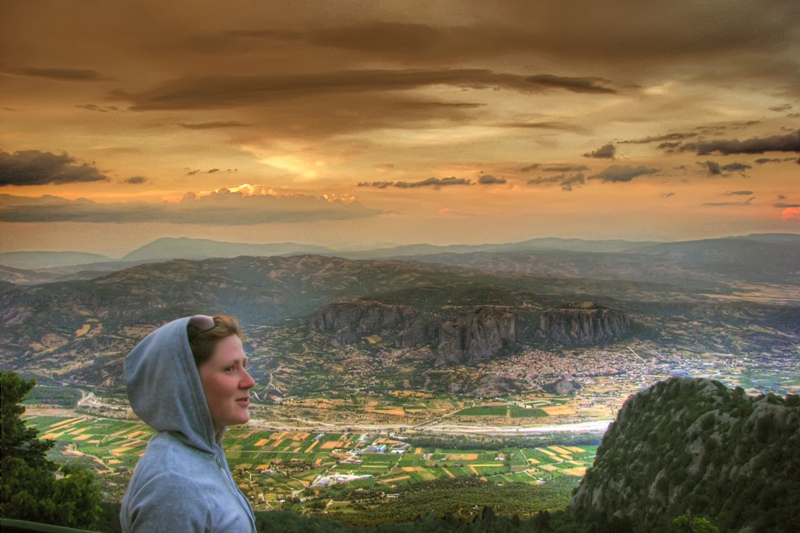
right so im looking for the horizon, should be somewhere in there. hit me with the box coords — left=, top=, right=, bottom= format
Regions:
left=2, top=231, right=799, bottom=264
left=1, top=1, right=799, bottom=255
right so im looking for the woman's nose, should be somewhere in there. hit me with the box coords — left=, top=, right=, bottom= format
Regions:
left=240, top=369, right=256, bottom=389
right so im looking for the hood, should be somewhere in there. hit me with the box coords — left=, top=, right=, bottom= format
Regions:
left=125, top=317, right=216, bottom=453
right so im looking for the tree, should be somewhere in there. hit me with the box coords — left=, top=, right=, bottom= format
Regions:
left=0, top=371, right=101, bottom=528
left=673, top=515, right=719, bottom=533
left=1, top=371, right=53, bottom=468
left=535, top=509, right=552, bottom=532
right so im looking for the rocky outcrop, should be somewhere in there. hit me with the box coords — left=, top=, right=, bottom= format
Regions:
left=313, top=299, right=631, bottom=365
left=310, top=300, right=424, bottom=346
left=570, top=377, right=800, bottom=532
left=435, top=307, right=515, bottom=366
left=540, top=302, right=629, bottom=346
left=543, top=379, right=583, bottom=395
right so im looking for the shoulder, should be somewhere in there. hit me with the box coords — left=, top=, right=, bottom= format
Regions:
left=127, top=435, right=215, bottom=498
left=123, top=471, right=213, bottom=532
left=123, top=433, right=254, bottom=532
left=137, top=432, right=215, bottom=475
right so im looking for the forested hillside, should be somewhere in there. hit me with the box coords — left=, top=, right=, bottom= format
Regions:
left=571, top=377, right=800, bottom=532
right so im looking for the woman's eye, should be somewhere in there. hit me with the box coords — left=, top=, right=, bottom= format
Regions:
left=224, top=366, right=235, bottom=372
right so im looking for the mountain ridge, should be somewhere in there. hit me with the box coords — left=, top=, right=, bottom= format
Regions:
left=6, top=233, right=797, bottom=271
left=2, top=254, right=798, bottom=397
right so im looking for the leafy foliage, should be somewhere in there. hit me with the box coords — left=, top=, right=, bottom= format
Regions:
left=672, top=515, right=719, bottom=533
left=571, top=377, right=800, bottom=532
left=0, top=371, right=101, bottom=529
left=254, top=508, right=578, bottom=533
left=318, top=477, right=578, bottom=527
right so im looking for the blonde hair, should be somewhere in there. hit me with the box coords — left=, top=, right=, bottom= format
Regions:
left=187, top=314, right=243, bottom=367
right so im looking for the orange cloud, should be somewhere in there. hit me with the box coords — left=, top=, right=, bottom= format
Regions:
left=780, top=207, right=800, bottom=220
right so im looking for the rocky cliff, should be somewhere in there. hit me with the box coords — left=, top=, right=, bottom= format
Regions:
left=435, top=307, right=517, bottom=366
left=570, top=377, right=800, bottom=532
left=312, top=299, right=630, bottom=365
left=540, top=301, right=630, bottom=346
left=310, top=300, right=431, bottom=347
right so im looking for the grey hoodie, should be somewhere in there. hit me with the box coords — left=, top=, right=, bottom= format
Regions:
left=120, top=317, right=256, bottom=533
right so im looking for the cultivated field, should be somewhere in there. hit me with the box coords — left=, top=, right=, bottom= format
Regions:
left=24, top=414, right=597, bottom=512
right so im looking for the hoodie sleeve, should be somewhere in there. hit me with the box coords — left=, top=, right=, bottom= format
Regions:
left=125, top=472, right=212, bottom=533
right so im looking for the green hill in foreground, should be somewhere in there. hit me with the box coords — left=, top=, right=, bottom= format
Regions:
left=570, top=377, right=800, bottom=532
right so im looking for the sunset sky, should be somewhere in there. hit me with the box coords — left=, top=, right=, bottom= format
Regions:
left=1, top=0, right=799, bottom=256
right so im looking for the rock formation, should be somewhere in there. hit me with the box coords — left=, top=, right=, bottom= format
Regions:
left=540, top=302, right=630, bottom=346
left=435, top=307, right=516, bottom=366
left=570, top=377, right=800, bottom=532
left=312, top=299, right=631, bottom=365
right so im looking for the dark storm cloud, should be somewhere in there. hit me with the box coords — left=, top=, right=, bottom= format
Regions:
left=703, top=197, right=755, bottom=207
left=358, top=177, right=473, bottom=189
left=702, top=161, right=722, bottom=175
left=524, top=74, right=617, bottom=94
left=722, top=162, right=751, bottom=173
left=205, top=3, right=799, bottom=66
left=401, top=102, right=485, bottom=110
left=621, top=132, right=697, bottom=144
left=722, top=190, right=753, bottom=196
left=399, top=177, right=472, bottom=189
left=583, top=143, right=616, bottom=159
left=76, top=104, right=119, bottom=113
left=1, top=65, right=105, bottom=82
left=679, top=130, right=800, bottom=155
left=700, top=161, right=752, bottom=176
left=527, top=173, right=585, bottom=191
left=359, top=181, right=393, bottom=189
left=307, top=22, right=486, bottom=59
left=658, top=142, right=681, bottom=151
left=755, top=158, right=781, bottom=164
left=180, top=121, right=252, bottom=129
left=541, top=165, right=588, bottom=172
left=0, top=191, right=381, bottom=224
left=590, top=165, right=659, bottom=183
left=520, top=164, right=540, bottom=172
left=478, top=175, right=507, bottom=185
left=661, top=192, right=675, bottom=198
left=108, top=69, right=618, bottom=111
left=503, top=121, right=587, bottom=132
left=122, top=176, right=147, bottom=185
left=768, top=104, right=792, bottom=112
left=0, top=150, right=110, bottom=186
left=693, top=121, right=761, bottom=135
left=774, top=202, right=800, bottom=208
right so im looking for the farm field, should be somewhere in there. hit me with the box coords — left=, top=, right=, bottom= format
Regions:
left=24, top=414, right=597, bottom=514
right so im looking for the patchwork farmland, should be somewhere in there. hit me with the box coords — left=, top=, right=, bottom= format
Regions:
left=24, top=414, right=596, bottom=513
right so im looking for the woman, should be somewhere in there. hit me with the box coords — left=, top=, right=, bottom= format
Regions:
left=120, top=315, right=257, bottom=532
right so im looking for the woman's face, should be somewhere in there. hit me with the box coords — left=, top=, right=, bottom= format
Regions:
left=198, top=334, right=255, bottom=432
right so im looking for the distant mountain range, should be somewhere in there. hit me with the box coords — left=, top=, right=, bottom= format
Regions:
left=1, top=253, right=798, bottom=395
left=408, top=237, right=800, bottom=290
left=0, top=235, right=663, bottom=269
left=1, top=233, right=797, bottom=282
left=0, top=251, right=113, bottom=269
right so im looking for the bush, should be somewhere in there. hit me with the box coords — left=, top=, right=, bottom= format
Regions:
left=0, top=371, right=101, bottom=529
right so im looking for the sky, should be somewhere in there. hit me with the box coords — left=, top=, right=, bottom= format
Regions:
left=1, top=0, right=799, bottom=256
